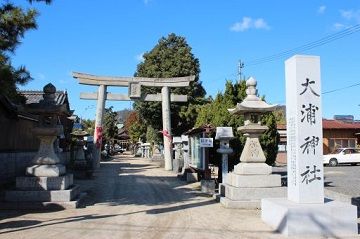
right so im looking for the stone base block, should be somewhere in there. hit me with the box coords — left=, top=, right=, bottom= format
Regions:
left=16, top=174, right=73, bottom=190
left=26, top=164, right=66, bottom=177
left=201, top=179, right=215, bottom=194
left=220, top=197, right=261, bottom=209
left=233, top=163, right=271, bottom=175
left=186, top=173, right=198, bottom=183
left=225, top=184, right=286, bottom=201
left=261, top=198, right=358, bottom=237
left=5, top=185, right=80, bottom=202
left=226, top=173, right=281, bottom=188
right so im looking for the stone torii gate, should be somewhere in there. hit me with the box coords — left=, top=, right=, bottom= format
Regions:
left=72, top=72, right=195, bottom=171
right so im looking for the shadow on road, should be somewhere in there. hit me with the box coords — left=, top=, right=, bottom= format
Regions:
left=146, top=199, right=217, bottom=214
left=0, top=213, right=119, bottom=235
left=78, top=158, right=209, bottom=208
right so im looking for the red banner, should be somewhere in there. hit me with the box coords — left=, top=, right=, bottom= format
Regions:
left=161, top=129, right=172, bottom=142
left=95, top=126, right=103, bottom=148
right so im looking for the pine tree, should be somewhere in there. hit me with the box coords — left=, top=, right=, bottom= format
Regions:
left=0, top=0, right=51, bottom=103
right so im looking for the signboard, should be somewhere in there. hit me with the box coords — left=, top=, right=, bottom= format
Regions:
left=200, top=138, right=213, bottom=147
left=128, top=82, right=141, bottom=98
left=285, top=55, right=324, bottom=204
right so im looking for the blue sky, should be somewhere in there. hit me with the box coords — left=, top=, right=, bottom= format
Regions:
left=11, top=0, right=360, bottom=120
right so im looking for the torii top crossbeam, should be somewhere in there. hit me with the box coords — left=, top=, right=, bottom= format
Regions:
left=73, top=72, right=195, bottom=87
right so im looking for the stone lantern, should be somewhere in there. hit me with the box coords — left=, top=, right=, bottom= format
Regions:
left=228, top=77, right=277, bottom=172
left=26, top=83, right=69, bottom=176
left=220, top=77, right=285, bottom=209
left=71, top=130, right=89, bottom=167
left=215, top=127, right=234, bottom=183
left=5, top=83, right=81, bottom=209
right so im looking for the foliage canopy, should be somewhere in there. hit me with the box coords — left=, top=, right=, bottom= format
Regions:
left=134, top=33, right=206, bottom=136
left=0, top=0, right=51, bottom=103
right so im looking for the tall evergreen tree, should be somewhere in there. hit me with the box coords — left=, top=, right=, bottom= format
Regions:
left=134, top=33, right=206, bottom=136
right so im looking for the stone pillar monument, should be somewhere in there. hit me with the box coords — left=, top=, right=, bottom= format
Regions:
left=261, top=55, right=357, bottom=237
left=5, top=83, right=81, bottom=209
left=220, top=77, right=285, bottom=209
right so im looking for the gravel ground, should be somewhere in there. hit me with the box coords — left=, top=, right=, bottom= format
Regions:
left=0, top=154, right=359, bottom=239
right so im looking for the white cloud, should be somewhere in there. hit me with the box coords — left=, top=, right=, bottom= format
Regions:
left=318, top=5, right=326, bottom=14
left=333, top=22, right=347, bottom=30
left=333, top=9, right=360, bottom=30
left=254, top=18, right=270, bottom=30
left=230, top=17, right=270, bottom=32
left=135, top=52, right=145, bottom=62
left=340, top=9, right=360, bottom=22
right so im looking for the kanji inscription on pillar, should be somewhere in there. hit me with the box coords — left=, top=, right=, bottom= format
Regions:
left=285, top=55, right=324, bottom=204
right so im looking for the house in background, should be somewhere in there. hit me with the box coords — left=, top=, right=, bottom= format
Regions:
left=322, top=119, right=360, bottom=154
left=276, top=116, right=360, bottom=165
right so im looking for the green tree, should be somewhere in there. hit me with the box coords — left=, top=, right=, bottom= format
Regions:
left=0, top=0, right=51, bottom=103
left=82, top=119, right=95, bottom=136
left=134, top=33, right=206, bottom=136
left=146, top=125, right=161, bottom=144
left=103, top=107, right=118, bottom=144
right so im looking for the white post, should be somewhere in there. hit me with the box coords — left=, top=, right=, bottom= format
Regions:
left=162, top=86, right=173, bottom=171
left=94, top=84, right=107, bottom=168
left=285, top=55, right=324, bottom=203
left=222, top=154, right=229, bottom=183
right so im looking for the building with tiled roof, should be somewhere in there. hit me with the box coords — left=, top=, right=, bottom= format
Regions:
left=19, top=90, right=71, bottom=113
left=276, top=118, right=360, bottom=164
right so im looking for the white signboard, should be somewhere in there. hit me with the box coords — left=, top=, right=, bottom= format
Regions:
left=285, top=55, right=324, bottom=204
left=200, top=138, right=213, bottom=147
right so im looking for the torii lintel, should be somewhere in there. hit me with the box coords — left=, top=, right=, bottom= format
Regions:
left=72, top=72, right=195, bottom=87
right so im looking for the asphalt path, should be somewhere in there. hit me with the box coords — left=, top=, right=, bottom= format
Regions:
left=0, top=154, right=359, bottom=239
left=273, top=164, right=360, bottom=201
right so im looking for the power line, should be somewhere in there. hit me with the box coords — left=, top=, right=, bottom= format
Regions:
left=246, top=24, right=360, bottom=67
left=322, top=82, right=360, bottom=95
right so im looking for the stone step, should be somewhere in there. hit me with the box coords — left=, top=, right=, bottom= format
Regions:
left=225, top=184, right=286, bottom=201
left=226, top=173, right=281, bottom=188
left=16, top=174, right=73, bottom=191
left=220, top=197, right=261, bottom=209
left=5, top=185, right=80, bottom=202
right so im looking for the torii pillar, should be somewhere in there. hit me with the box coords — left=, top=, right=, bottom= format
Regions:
left=73, top=72, right=194, bottom=171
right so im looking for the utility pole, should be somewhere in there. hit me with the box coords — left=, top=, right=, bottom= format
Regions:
left=238, top=60, right=244, bottom=82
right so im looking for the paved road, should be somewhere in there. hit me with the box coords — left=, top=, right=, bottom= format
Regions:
left=0, top=154, right=359, bottom=239
left=273, top=164, right=360, bottom=202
